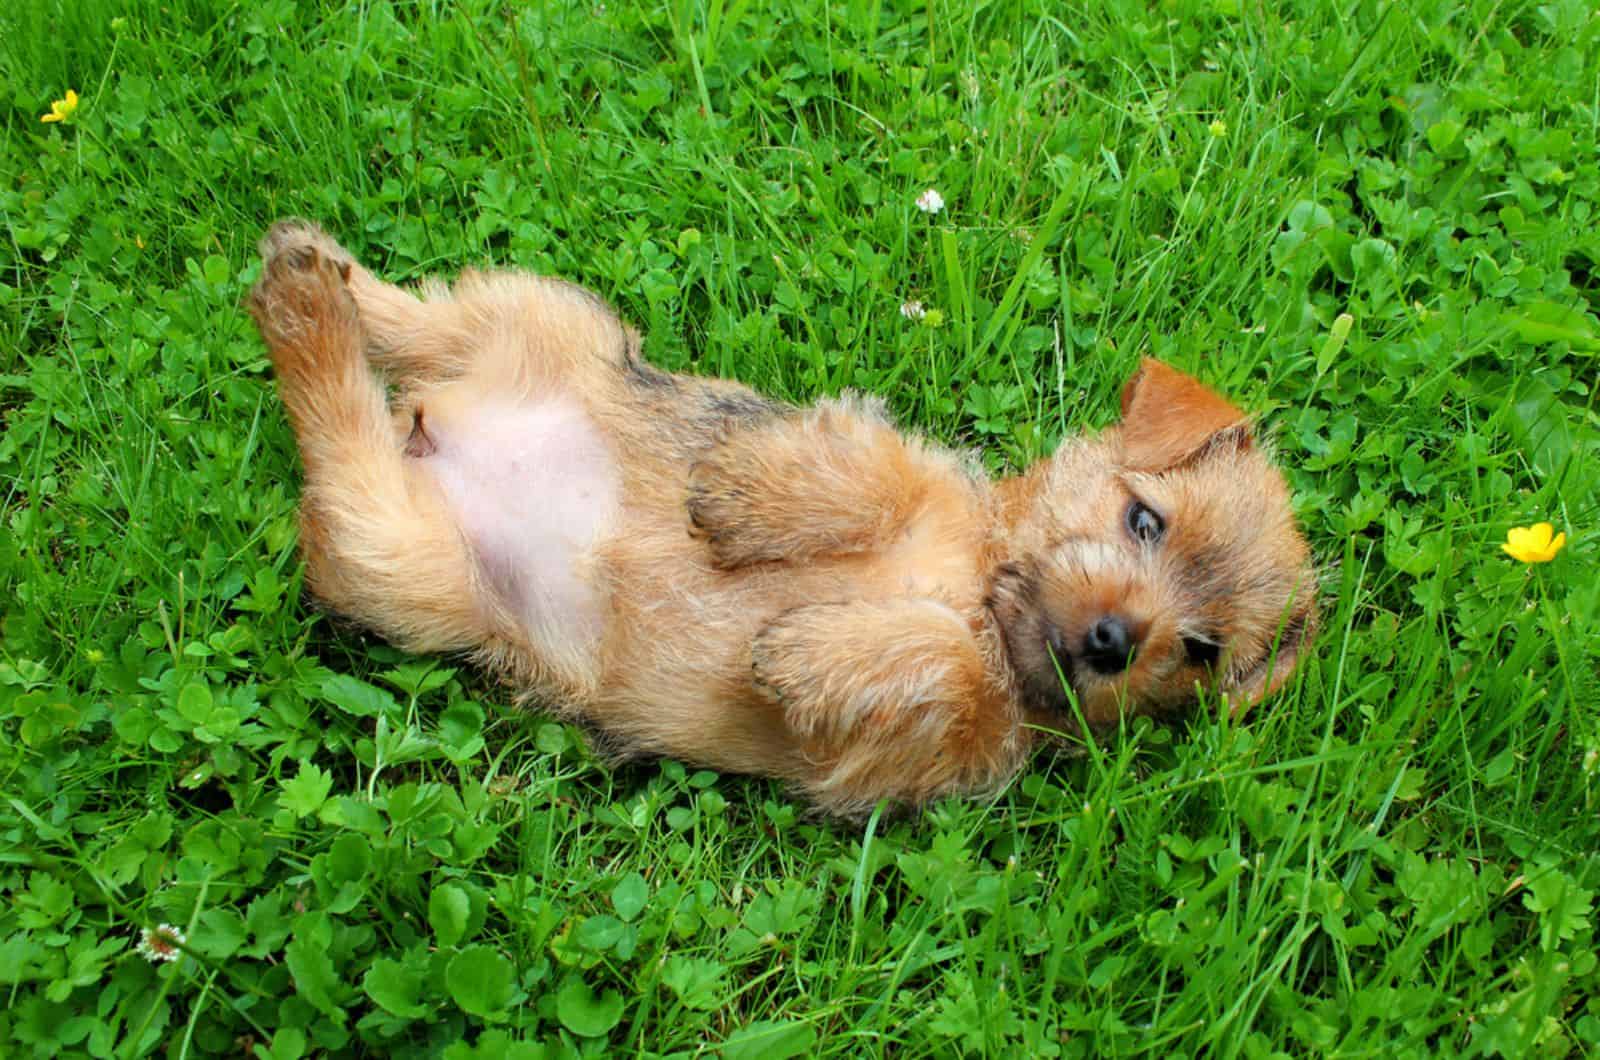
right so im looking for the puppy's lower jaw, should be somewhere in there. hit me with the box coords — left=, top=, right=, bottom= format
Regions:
left=984, top=562, right=1080, bottom=721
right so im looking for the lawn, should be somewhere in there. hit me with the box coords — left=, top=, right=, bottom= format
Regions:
left=2, top=0, right=1598, bottom=1055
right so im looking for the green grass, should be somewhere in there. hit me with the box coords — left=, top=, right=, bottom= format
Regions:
left=2, top=0, right=1598, bottom=1055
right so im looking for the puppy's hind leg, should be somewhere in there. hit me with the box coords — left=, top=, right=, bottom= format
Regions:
left=259, top=218, right=476, bottom=389
left=248, top=228, right=492, bottom=654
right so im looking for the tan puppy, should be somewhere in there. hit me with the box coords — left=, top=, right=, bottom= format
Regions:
left=248, top=220, right=1317, bottom=817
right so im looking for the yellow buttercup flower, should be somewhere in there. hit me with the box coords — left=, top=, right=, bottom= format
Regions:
left=1502, top=523, right=1566, bottom=564
left=41, top=89, right=79, bottom=124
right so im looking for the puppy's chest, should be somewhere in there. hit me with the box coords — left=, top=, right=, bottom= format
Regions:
left=416, top=398, right=619, bottom=634
left=877, top=507, right=989, bottom=602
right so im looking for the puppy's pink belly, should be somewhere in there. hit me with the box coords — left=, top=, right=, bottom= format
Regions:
left=415, top=399, right=619, bottom=647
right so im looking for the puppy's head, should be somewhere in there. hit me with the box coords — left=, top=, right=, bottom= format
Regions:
left=989, top=359, right=1317, bottom=729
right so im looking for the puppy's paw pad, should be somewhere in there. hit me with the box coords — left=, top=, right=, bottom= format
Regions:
left=749, top=620, right=795, bottom=700
left=250, top=264, right=351, bottom=330
left=686, top=500, right=733, bottom=546
left=685, top=466, right=768, bottom=568
left=750, top=613, right=847, bottom=740
left=749, top=653, right=783, bottom=705
left=259, top=220, right=355, bottom=284
left=248, top=228, right=361, bottom=368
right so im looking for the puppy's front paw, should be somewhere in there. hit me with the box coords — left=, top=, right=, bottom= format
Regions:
left=751, top=603, right=918, bottom=745
left=750, top=609, right=821, bottom=730
left=686, top=452, right=782, bottom=570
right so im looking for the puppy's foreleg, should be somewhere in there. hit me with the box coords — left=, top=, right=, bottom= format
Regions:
left=249, top=229, right=490, bottom=654
left=751, top=600, right=1026, bottom=810
left=687, top=398, right=975, bottom=570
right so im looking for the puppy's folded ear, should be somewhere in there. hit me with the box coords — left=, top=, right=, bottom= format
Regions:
left=1118, top=358, right=1251, bottom=471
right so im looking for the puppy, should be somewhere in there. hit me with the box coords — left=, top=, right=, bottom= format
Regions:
left=248, top=220, right=1316, bottom=817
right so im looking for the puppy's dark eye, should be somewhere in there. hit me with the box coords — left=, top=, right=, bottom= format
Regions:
left=1183, top=636, right=1221, bottom=668
left=1126, top=501, right=1165, bottom=544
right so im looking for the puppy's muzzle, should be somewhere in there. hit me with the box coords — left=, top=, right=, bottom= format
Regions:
left=1082, top=614, right=1138, bottom=674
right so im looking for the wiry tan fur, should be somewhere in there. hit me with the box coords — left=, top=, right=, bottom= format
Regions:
left=248, top=220, right=1317, bottom=817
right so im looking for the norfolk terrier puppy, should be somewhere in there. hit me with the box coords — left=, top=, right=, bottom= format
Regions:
left=249, top=220, right=1316, bottom=817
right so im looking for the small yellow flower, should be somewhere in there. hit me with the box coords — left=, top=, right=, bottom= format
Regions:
left=1209, top=119, right=1228, bottom=138
left=41, top=89, right=79, bottom=124
left=1502, top=523, right=1566, bottom=564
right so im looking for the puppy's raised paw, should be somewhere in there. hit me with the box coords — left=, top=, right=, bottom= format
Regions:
left=751, top=600, right=980, bottom=748
left=686, top=404, right=888, bottom=570
left=258, top=219, right=355, bottom=281
left=749, top=607, right=834, bottom=736
left=686, top=455, right=778, bottom=570
left=248, top=221, right=361, bottom=379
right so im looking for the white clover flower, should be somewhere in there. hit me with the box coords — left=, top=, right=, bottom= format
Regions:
left=960, top=67, right=981, bottom=101
left=136, top=923, right=186, bottom=963
left=900, top=300, right=926, bottom=320
left=915, top=188, right=945, bottom=214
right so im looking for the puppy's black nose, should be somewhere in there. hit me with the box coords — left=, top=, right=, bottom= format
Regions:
left=1082, top=616, right=1137, bottom=674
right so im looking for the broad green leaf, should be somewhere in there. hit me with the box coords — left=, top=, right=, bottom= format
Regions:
left=284, top=937, right=344, bottom=1022
left=325, top=832, right=372, bottom=883
left=194, top=909, right=247, bottom=959
left=364, top=957, right=430, bottom=1019
left=319, top=673, right=398, bottom=718
left=258, top=1027, right=307, bottom=1060
left=201, top=253, right=230, bottom=286
left=1350, top=237, right=1396, bottom=281
left=610, top=873, right=649, bottom=922
left=1426, top=119, right=1462, bottom=154
left=1502, top=300, right=1600, bottom=351
left=555, top=974, right=625, bottom=1037
left=176, top=681, right=214, bottom=723
left=446, top=945, right=517, bottom=1019
left=379, top=662, right=456, bottom=696
left=660, top=955, right=725, bottom=1010
left=575, top=914, right=625, bottom=952
left=535, top=723, right=569, bottom=754
left=1506, top=376, right=1577, bottom=478
left=439, top=702, right=485, bottom=759
left=430, top=883, right=472, bottom=948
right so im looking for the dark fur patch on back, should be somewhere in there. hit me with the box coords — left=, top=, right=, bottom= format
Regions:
left=703, top=391, right=780, bottom=423
left=608, top=313, right=678, bottom=392
left=618, top=326, right=678, bottom=390
left=623, top=349, right=677, bottom=390
left=627, top=359, right=678, bottom=389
